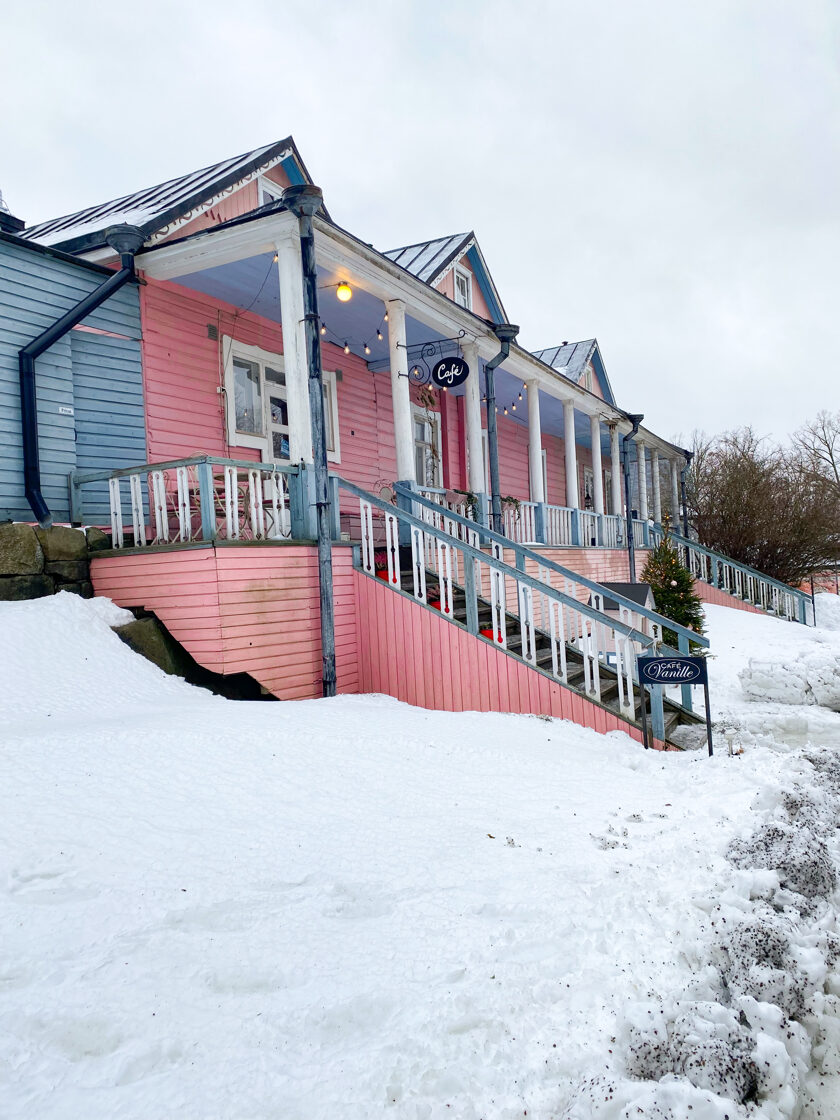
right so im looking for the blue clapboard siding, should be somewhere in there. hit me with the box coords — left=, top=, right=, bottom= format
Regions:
left=0, top=236, right=144, bottom=522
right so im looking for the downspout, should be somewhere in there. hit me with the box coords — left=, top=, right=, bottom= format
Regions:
left=680, top=449, right=693, bottom=538
left=484, top=322, right=519, bottom=534
left=18, top=224, right=145, bottom=527
left=622, top=414, right=644, bottom=582
left=282, top=184, right=336, bottom=699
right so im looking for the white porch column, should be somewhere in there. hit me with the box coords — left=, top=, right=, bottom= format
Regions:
left=386, top=299, right=415, bottom=482
left=636, top=440, right=649, bottom=520
left=670, top=460, right=681, bottom=523
left=590, top=415, right=604, bottom=515
left=651, top=448, right=662, bottom=523
left=462, top=340, right=485, bottom=494
left=527, top=380, right=544, bottom=503
left=275, top=231, right=312, bottom=462
left=564, top=400, right=579, bottom=508
left=609, top=424, right=622, bottom=515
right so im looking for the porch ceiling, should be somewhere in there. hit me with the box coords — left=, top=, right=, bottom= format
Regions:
left=173, top=254, right=608, bottom=451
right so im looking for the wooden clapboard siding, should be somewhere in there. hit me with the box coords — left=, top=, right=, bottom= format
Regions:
left=0, top=237, right=143, bottom=522
left=354, top=567, right=647, bottom=745
left=693, top=578, right=764, bottom=616
left=90, top=543, right=360, bottom=700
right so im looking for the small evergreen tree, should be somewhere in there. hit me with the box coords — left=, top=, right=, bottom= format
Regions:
left=641, top=518, right=706, bottom=645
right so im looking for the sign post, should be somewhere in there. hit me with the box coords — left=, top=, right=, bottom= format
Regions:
left=637, top=655, right=713, bottom=756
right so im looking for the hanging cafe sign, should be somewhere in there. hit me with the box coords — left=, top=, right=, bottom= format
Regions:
left=431, top=356, right=470, bottom=389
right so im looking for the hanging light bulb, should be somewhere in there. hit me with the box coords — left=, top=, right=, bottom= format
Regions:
left=364, top=342, right=371, bottom=355
left=336, top=281, right=352, bottom=302
left=343, top=341, right=350, bottom=354
left=383, top=310, right=389, bottom=322
left=518, top=389, right=523, bottom=400
left=512, top=402, right=517, bottom=411
left=273, top=252, right=279, bottom=262
left=376, top=328, right=383, bottom=341
left=320, top=323, right=327, bottom=336
left=504, top=406, right=508, bottom=415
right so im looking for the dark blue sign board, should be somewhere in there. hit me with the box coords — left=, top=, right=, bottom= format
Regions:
left=431, top=357, right=470, bottom=389
left=637, top=655, right=713, bottom=756
left=637, top=656, right=707, bottom=686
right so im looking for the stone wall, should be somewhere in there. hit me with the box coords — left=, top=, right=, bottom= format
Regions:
left=0, top=522, right=109, bottom=601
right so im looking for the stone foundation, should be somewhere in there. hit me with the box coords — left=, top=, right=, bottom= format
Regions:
left=0, top=522, right=108, bottom=601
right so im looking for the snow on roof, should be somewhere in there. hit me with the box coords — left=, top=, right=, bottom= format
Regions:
left=22, top=139, right=299, bottom=252
left=532, top=339, right=597, bottom=382
left=383, top=233, right=471, bottom=283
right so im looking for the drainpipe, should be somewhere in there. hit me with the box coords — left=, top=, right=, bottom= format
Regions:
left=18, top=224, right=145, bottom=527
left=680, top=449, right=693, bottom=538
left=484, top=323, right=519, bottom=534
left=622, top=414, right=644, bottom=582
left=282, top=184, right=336, bottom=699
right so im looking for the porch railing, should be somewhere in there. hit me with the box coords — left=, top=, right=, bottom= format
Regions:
left=650, top=526, right=811, bottom=624
left=343, top=477, right=687, bottom=737
left=69, top=455, right=303, bottom=548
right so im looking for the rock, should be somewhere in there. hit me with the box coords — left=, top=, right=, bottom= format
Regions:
left=35, top=524, right=88, bottom=562
left=114, top=617, right=189, bottom=677
left=0, top=574, right=54, bottom=600
left=58, top=580, right=94, bottom=599
left=0, top=523, right=44, bottom=575
left=85, top=527, right=111, bottom=552
left=45, top=560, right=90, bottom=582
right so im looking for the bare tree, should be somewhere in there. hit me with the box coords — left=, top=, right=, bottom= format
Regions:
left=685, top=426, right=840, bottom=585
left=794, top=410, right=840, bottom=496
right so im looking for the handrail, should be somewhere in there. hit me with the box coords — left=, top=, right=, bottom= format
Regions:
left=70, top=454, right=299, bottom=486
left=661, top=526, right=810, bottom=605
left=394, top=482, right=709, bottom=650
left=339, top=476, right=656, bottom=647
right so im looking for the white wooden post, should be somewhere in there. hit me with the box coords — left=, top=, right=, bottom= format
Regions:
left=651, top=448, right=662, bottom=524
left=527, top=380, right=545, bottom=503
left=590, top=414, right=604, bottom=515
left=387, top=299, right=415, bottom=482
left=637, top=439, right=649, bottom=520
left=463, top=339, right=485, bottom=494
left=275, top=231, right=313, bottom=463
left=670, top=460, right=680, bottom=523
left=564, top=400, right=579, bottom=508
left=610, top=424, right=622, bottom=516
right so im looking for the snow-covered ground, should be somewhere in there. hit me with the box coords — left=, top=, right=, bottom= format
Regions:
left=2, top=592, right=840, bottom=1119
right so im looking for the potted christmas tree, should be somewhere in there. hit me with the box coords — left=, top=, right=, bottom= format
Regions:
left=640, top=517, right=705, bottom=647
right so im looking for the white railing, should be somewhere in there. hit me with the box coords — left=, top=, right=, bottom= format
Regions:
left=71, top=456, right=296, bottom=549
left=545, top=504, right=574, bottom=546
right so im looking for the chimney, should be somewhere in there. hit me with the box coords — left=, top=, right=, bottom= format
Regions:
left=0, top=191, right=25, bottom=235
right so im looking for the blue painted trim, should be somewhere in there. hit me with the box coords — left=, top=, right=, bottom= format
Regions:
left=464, top=246, right=504, bottom=323
left=281, top=156, right=305, bottom=186
left=589, top=347, right=615, bottom=406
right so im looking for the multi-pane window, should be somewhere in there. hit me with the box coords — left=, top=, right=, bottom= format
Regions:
left=453, top=267, right=472, bottom=310
left=413, top=409, right=440, bottom=487
left=232, top=357, right=264, bottom=437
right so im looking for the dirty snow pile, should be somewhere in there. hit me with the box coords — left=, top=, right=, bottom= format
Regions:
left=2, top=593, right=840, bottom=1119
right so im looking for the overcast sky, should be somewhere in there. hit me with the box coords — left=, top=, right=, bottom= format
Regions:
left=2, top=0, right=838, bottom=443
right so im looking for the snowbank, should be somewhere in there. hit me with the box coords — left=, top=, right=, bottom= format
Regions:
left=815, top=591, right=840, bottom=632
left=2, top=595, right=840, bottom=1118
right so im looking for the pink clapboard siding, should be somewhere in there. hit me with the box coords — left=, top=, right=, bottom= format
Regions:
left=164, top=166, right=291, bottom=243
left=355, top=568, right=654, bottom=746
left=434, top=258, right=493, bottom=321
left=693, top=579, right=765, bottom=616
left=90, top=544, right=359, bottom=701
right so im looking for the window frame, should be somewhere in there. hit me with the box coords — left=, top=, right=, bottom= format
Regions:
left=321, top=369, right=341, bottom=464
left=453, top=265, right=473, bottom=311
left=257, top=176, right=284, bottom=207
left=412, top=404, right=442, bottom=488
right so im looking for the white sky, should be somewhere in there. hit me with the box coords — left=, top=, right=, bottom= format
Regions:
left=2, top=0, right=838, bottom=443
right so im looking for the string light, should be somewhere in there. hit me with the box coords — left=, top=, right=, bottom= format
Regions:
left=364, top=342, right=371, bottom=355
left=503, top=406, right=508, bottom=415
left=512, top=402, right=516, bottom=411
left=518, top=388, right=523, bottom=400
left=272, top=252, right=278, bottom=262
left=383, top=310, right=389, bottom=322
left=336, top=281, right=353, bottom=302
left=376, top=328, right=383, bottom=341
left=344, top=341, right=350, bottom=354
left=320, top=324, right=326, bottom=335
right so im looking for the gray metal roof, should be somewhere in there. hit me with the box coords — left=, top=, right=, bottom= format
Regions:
left=532, top=339, right=597, bottom=382
left=383, top=233, right=470, bottom=283
left=22, top=138, right=304, bottom=253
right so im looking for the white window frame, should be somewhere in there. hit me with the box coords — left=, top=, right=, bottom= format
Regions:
left=322, top=369, right=341, bottom=464
left=412, top=404, right=442, bottom=488
left=453, top=265, right=472, bottom=311
left=223, top=337, right=340, bottom=464
left=604, top=468, right=613, bottom=513
left=258, top=176, right=284, bottom=207
left=582, top=362, right=594, bottom=393
left=540, top=448, right=548, bottom=503
left=583, top=465, right=595, bottom=510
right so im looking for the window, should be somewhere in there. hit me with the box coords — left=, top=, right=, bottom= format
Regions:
left=413, top=406, right=441, bottom=487
left=604, top=469, right=613, bottom=513
left=583, top=466, right=595, bottom=510
left=453, top=266, right=472, bottom=311
left=258, top=177, right=284, bottom=207
left=223, top=339, right=340, bottom=463
left=582, top=362, right=594, bottom=393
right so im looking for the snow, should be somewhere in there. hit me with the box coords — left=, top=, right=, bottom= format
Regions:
left=2, top=592, right=840, bottom=1118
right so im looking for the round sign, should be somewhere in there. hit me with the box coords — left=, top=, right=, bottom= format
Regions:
left=431, top=357, right=470, bottom=389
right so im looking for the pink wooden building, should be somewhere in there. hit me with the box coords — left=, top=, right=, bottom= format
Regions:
left=17, top=137, right=809, bottom=747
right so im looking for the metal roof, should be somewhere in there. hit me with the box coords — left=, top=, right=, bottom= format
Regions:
left=22, top=138, right=307, bottom=254
left=532, top=339, right=597, bottom=382
left=383, top=233, right=471, bottom=283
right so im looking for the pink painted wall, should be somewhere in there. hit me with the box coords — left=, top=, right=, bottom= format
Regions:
left=164, top=165, right=292, bottom=243
left=693, top=579, right=765, bottom=616
left=434, top=256, right=493, bottom=321
left=90, top=543, right=359, bottom=701
left=355, top=568, right=656, bottom=746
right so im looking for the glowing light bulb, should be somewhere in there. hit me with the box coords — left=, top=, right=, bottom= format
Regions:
left=336, top=281, right=352, bottom=302
left=512, top=403, right=516, bottom=411
left=364, top=343, right=371, bottom=355
left=343, top=341, right=350, bottom=354
left=383, top=311, right=389, bottom=322
left=504, top=406, right=508, bottom=415
left=320, top=324, right=326, bottom=335
left=376, top=329, right=383, bottom=341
